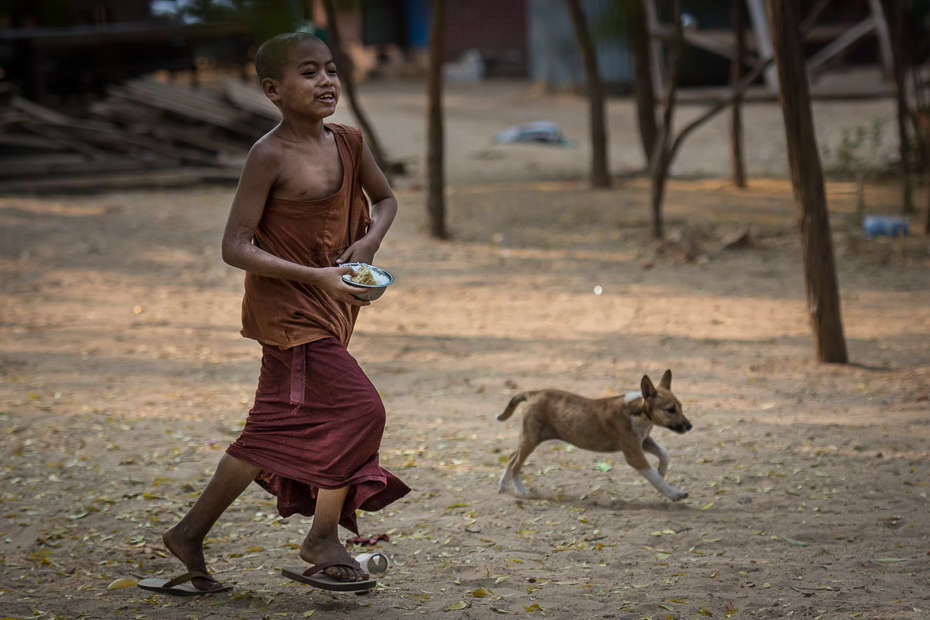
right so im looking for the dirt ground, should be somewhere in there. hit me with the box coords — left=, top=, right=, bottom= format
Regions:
left=2, top=81, right=930, bottom=620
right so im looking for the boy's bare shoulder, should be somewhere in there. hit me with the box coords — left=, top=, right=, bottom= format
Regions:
left=246, top=131, right=286, bottom=168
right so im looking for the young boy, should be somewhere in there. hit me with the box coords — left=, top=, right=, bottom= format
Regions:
left=155, top=32, right=409, bottom=594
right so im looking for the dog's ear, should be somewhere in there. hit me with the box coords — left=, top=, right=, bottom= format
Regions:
left=641, top=375, right=657, bottom=399
left=659, top=369, right=672, bottom=390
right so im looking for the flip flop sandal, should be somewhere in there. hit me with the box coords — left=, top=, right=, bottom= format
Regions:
left=282, top=559, right=377, bottom=592
left=138, top=570, right=233, bottom=596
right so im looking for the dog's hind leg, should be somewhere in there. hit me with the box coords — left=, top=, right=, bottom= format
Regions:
left=509, top=447, right=534, bottom=497
left=642, top=436, right=670, bottom=478
left=499, top=444, right=537, bottom=494
left=499, top=447, right=534, bottom=497
left=502, top=436, right=540, bottom=498
left=498, top=456, right=515, bottom=493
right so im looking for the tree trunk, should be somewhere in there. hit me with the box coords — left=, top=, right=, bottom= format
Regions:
left=565, top=0, right=610, bottom=187
left=766, top=0, right=848, bottom=364
left=649, top=0, right=682, bottom=239
left=881, top=0, right=913, bottom=213
left=650, top=139, right=672, bottom=239
left=321, top=0, right=389, bottom=173
left=426, top=0, right=449, bottom=239
left=626, top=0, right=658, bottom=167
left=925, top=184, right=930, bottom=234
left=729, top=0, right=747, bottom=188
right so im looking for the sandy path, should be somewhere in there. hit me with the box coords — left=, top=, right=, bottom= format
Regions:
left=1, top=76, right=929, bottom=619
left=1, top=170, right=929, bottom=619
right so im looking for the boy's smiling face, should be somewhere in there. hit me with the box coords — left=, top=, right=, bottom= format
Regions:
left=267, top=39, right=341, bottom=119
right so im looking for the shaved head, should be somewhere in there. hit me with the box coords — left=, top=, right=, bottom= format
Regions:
left=255, top=32, right=328, bottom=82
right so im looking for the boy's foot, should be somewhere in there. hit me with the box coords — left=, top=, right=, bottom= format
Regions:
left=163, top=525, right=224, bottom=591
left=300, top=535, right=369, bottom=582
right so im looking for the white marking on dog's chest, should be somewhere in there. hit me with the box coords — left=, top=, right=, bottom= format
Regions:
left=623, top=392, right=652, bottom=441
left=630, top=414, right=653, bottom=441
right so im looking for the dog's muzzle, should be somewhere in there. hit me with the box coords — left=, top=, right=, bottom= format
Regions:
left=671, top=422, right=693, bottom=434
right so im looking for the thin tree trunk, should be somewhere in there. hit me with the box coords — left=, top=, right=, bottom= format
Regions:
left=912, top=66, right=930, bottom=176
left=626, top=0, right=658, bottom=166
left=882, top=0, right=913, bottom=213
left=650, top=0, right=682, bottom=239
left=729, top=0, right=747, bottom=188
left=426, top=0, right=448, bottom=239
left=565, top=0, right=610, bottom=187
left=321, top=0, right=389, bottom=172
left=925, top=184, right=930, bottom=234
left=767, top=0, right=848, bottom=364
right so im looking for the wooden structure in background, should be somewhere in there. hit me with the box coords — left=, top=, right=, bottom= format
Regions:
left=0, top=76, right=280, bottom=193
left=645, top=0, right=895, bottom=97
left=0, top=21, right=253, bottom=104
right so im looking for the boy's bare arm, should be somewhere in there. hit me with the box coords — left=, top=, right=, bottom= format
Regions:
left=222, top=139, right=369, bottom=306
left=336, top=142, right=398, bottom=266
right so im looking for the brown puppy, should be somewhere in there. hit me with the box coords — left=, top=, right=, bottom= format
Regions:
left=497, top=370, right=692, bottom=501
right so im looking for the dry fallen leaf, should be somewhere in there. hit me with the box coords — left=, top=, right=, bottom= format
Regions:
left=107, top=577, right=138, bottom=590
left=445, top=601, right=468, bottom=610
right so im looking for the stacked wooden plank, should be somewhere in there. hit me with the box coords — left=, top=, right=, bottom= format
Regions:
left=0, top=76, right=281, bottom=193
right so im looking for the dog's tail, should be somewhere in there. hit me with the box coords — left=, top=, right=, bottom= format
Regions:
left=497, top=393, right=528, bottom=421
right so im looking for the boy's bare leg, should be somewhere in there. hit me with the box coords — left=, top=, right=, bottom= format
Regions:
left=300, top=487, right=369, bottom=581
left=163, top=454, right=260, bottom=590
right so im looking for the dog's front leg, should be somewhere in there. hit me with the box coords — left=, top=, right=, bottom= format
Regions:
left=624, top=447, right=688, bottom=502
left=642, top=436, right=670, bottom=478
left=639, top=469, right=688, bottom=502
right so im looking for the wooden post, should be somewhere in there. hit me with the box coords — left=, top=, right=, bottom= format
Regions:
left=643, top=0, right=665, bottom=93
left=322, top=0, right=390, bottom=173
left=649, top=0, right=682, bottom=240
left=730, top=0, right=747, bottom=188
left=426, top=0, right=449, bottom=239
left=565, top=0, right=610, bottom=187
left=880, top=0, right=913, bottom=214
left=766, top=0, right=848, bottom=364
left=925, top=186, right=930, bottom=235
left=625, top=0, right=658, bottom=167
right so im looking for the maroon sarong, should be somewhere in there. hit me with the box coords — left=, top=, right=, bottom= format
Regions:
left=226, top=337, right=409, bottom=534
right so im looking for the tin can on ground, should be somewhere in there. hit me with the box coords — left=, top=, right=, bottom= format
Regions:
left=355, top=552, right=389, bottom=574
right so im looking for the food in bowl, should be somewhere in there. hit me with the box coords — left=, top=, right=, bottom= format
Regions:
left=349, top=264, right=378, bottom=285
left=341, top=263, right=394, bottom=301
